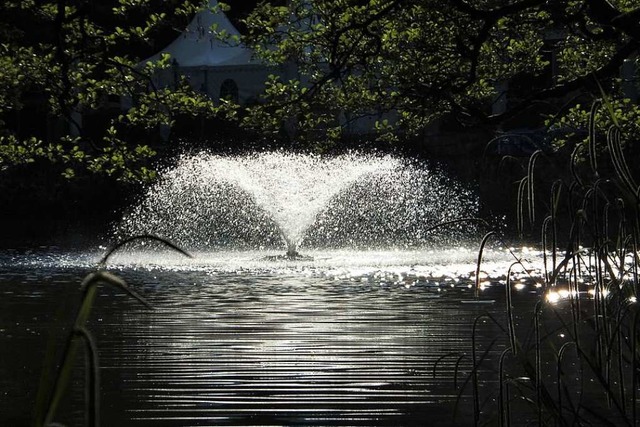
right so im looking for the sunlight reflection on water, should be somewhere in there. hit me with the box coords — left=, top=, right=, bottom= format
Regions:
left=101, top=245, right=545, bottom=282
left=0, top=245, right=547, bottom=426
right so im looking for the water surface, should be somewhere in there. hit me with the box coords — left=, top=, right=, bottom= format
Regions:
left=0, top=247, right=543, bottom=426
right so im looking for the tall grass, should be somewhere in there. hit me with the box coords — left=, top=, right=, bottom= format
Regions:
left=459, top=98, right=640, bottom=425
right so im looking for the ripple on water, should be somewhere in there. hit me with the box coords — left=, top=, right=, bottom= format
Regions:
left=0, top=247, right=544, bottom=426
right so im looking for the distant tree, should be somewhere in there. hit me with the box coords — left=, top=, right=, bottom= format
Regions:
left=0, top=0, right=227, bottom=182
left=238, top=0, right=640, bottom=148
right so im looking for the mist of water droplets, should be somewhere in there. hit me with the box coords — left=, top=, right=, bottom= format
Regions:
left=115, top=151, right=479, bottom=251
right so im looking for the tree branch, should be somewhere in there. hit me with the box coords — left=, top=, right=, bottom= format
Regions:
left=488, top=40, right=639, bottom=124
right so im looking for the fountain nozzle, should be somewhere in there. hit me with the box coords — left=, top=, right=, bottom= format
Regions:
left=286, top=247, right=300, bottom=258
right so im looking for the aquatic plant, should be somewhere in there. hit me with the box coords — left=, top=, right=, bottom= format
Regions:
left=35, top=236, right=189, bottom=427
left=458, top=97, right=640, bottom=426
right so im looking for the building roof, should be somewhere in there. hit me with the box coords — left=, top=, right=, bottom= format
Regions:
left=145, top=0, right=257, bottom=67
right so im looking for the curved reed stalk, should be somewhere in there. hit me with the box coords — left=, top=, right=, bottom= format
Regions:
left=607, top=126, right=638, bottom=197
left=632, top=310, right=640, bottom=425
left=41, top=272, right=152, bottom=427
left=616, top=198, right=628, bottom=272
left=588, top=99, right=602, bottom=175
left=517, top=177, right=528, bottom=238
left=534, top=300, right=543, bottom=425
left=527, top=150, right=543, bottom=227
left=471, top=313, right=504, bottom=426
left=542, top=215, right=553, bottom=285
left=567, top=267, right=580, bottom=346
left=74, top=327, right=100, bottom=427
left=453, top=354, right=467, bottom=390
left=499, top=347, right=513, bottom=427
left=591, top=179, right=612, bottom=239
left=505, top=262, right=521, bottom=354
left=568, top=181, right=582, bottom=222
left=549, top=180, right=564, bottom=279
left=98, top=234, right=192, bottom=267
left=497, top=155, right=523, bottom=179
left=557, top=341, right=579, bottom=422
left=632, top=232, right=639, bottom=297
left=570, top=144, right=585, bottom=188
left=432, top=353, right=468, bottom=389
left=475, top=231, right=497, bottom=298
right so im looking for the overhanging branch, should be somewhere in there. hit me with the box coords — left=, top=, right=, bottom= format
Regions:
left=488, top=40, right=639, bottom=125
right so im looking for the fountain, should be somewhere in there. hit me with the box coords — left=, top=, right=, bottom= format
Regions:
left=3, top=152, right=557, bottom=427
left=116, top=151, right=479, bottom=256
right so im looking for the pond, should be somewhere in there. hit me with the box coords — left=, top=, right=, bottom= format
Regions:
left=0, top=246, right=545, bottom=426
left=6, top=151, right=627, bottom=426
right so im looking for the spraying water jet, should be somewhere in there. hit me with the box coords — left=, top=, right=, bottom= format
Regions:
left=116, top=151, right=478, bottom=255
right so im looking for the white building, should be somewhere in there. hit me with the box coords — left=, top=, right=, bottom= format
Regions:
left=143, top=0, right=390, bottom=137
left=144, top=0, right=292, bottom=105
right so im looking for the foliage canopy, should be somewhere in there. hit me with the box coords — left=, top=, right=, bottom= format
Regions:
left=1, top=0, right=639, bottom=180
left=0, top=0, right=224, bottom=182
left=239, top=0, right=640, bottom=146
